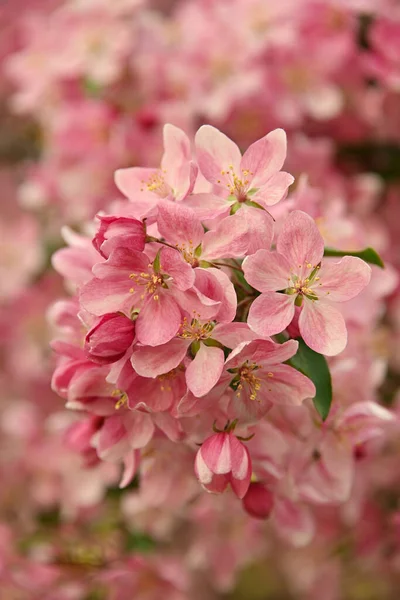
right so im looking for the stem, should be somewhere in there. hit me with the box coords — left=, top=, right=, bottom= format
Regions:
left=146, top=236, right=178, bottom=251
left=211, top=261, right=243, bottom=273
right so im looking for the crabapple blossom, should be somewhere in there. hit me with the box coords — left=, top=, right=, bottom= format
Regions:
left=2, top=2, right=400, bottom=596
left=244, top=210, right=372, bottom=355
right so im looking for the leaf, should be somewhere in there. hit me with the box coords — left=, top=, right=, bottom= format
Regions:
left=324, top=246, right=384, bottom=268
left=288, top=338, right=332, bottom=421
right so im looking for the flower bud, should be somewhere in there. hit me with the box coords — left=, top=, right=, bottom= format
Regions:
left=242, top=482, right=274, bottom=519
left=195, top=431, right=251, bottom=499
left=85, top=313, right=135, bottom=364
left=93, top=215, right=145, bottom=258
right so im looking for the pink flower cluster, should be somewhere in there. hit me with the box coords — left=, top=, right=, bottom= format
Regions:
left=0, top=0, right=400, bottom=598
left=51, top=123, right=383, bottom=519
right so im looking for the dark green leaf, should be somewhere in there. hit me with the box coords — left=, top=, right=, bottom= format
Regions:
left=288, top=338, right=332, bottom=420
left=324, top=246, right=384, bottom=268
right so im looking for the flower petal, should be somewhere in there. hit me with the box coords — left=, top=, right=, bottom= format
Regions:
left=136, top=292, right=181, bottom=346
left=195, top=125, right=241, bottom=187
left=317, top=256, right=371, bottom=302
left=235, top=204, right=274, bottom=254
left=131, top=338, right=188, bottom=378
left=277, top=210, right=324, bottom=272
left=299, top=300, right=347, bottom=356
left=186, top=344, right=225, bottom=397
left=157, top=201, right=204, bottom=248
left=259, top=364, right=315, bottom=405
left=254, top=171, right=294, bottom=208
left=160, top=247, right=195, bottom=291
left=184, top=193, right=229, bottom=219
left=247, top=292, right=295, bottom=337
left=243, top=249, right=291, bottom=292
left=241, top=128, right=288, bottom=187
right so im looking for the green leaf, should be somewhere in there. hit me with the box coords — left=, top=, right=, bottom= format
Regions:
left=323, top=246, right=384, bottom=268
left=153, top=249, right=162, bottom=273
left=288, top=338, right=332, bottom=421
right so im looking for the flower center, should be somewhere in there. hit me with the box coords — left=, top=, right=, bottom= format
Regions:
left=157, top=365, right=184, bottom=392
left=175, top=240, right=200, bottom=267
left=229, top=361, right=265, bottom=401
left=286, top=262, right=321, bottom=301
left=217, top=165, right=254, bottom=202
left=179, top=317, right=214, bottom=341
left=129, top=270, right=164, bottom=300
left=141, top=170, right=171, bottom=198
left=112, top=389, right=128, bottom=409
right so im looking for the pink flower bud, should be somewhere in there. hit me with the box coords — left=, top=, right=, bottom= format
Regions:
left=194, top=431, right=252, bottom=499
left=93, top=215, right=145, bottom=258
left=85, top=313, right=135, bottom=364
left=242, top=482, right=274, bottom=519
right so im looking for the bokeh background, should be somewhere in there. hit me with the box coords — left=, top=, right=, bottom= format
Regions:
left=0, top=1, right=399, bottom=598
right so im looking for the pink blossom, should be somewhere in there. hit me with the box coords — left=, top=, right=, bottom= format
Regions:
left=194, top=125, right=294, bottom=214
left=115, top=124, right=197, bottom=217
left=195, top=430, right=252, bottom=499
left=244, top=210, right=371, bottom=355
left=223, top=339, right=316, bottom=421
left=80, top=246, right=195, bottom=346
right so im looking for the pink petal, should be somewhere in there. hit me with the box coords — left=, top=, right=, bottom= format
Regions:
left=299, top=300, right=347, bottom=356
left=337, top=401, right=394, bottom=445
left=93, top=247, right=149, bottom=280
left=186, top=344, right=225, bottom=397
left=201, top=213, right=251, bottom=261
left=200, top=433, right=231, bottom=474
left=131, top=338, right=188, bottom=378
left=184, top=193, right=229, bottom=220
left=243, top=249, right=291, bottom=292
left=193, top=267, right=236, bottom=323
left=152, top=412, right=184, bottom=442
left=162, top=124, right=191, bottom=169
left=114, top=167, right=159, bottom=200
left=157, top=201, right=204, bottom=248
left=125, top=411, right=155, bottom=449
left=277, top=210, right=324, bottom=273
left=225, top=339, right=299, bottom=370
left=241, top=128, right=288, bottom=186
left=317, top=256, right=371, bottom=302
left=247, top=292, right=296, bottom=337
left=195, top=125, right=241, bottom=187
left=79, top=277, right=133, bottom=316
left=159, top=247, right=195, bottom=291
left=212, top=322, right=258, bottom=349
left=162, top=125, right=195, bottom=200
left=136, top=292, right=182, bottom=346
left=119, top=450, right=140, bottom=489
left=235, top=204, right=274, bottom=253
left=97, top=415, right=126, bottom=458
left=259, top=364, right=315, bottom=406
left=195, top=447, right=213, bottom=484
left=254, top=171, right=295, bottom=208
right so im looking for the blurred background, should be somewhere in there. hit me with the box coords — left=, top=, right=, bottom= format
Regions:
left=0, top=0, right=399, bottom=598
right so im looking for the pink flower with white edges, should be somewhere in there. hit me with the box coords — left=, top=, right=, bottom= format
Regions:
left=191, top=125, right=294, bottom=217
left=243, top=210, right=371, bottom=356
left=195, top=429, right=252, bottom=499
left=115, top=124, right=198, bottom=218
